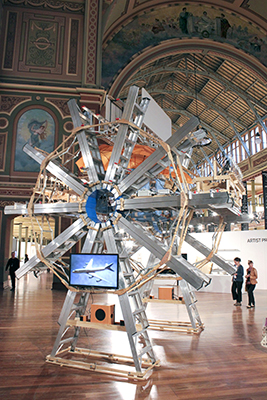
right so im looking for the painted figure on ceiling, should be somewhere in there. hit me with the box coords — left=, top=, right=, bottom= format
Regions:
left=179, top=7, right=189, bottom=34
left=220, top=13, right=231, bottom=38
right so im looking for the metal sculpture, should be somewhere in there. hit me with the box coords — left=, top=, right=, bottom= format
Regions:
left=4, top=86, right=249, bottom=379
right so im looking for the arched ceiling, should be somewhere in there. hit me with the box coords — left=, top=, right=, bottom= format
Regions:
left=117, top=50, right=267, bottom=166
left=102, top=1, right=267, bottom=169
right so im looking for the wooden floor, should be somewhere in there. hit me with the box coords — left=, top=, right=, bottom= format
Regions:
left=1, top=273, right=267, bottom=400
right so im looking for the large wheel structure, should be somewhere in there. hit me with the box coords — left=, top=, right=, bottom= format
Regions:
left=5, top=85, right=214, bottom=291
left=5, top=85, right=247, bottom=378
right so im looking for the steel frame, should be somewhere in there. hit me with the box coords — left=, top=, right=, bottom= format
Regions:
left=4, top=85, right=250, bottom=379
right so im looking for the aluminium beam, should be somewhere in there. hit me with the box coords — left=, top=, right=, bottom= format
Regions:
left=117, top=216, right=210, bottom=290
left=122, top=192, right=234, bottom=212
left=207, top=209, right=241, bottom=220
left=102, top=226, right=119, bottom=253
left=189, top=192, right=232, bottom=208
left=117, top=96, right=151, bottom=182
left=68, top=99, right=100, bottom=183
left=4, top=202, right=83, bottom=216
left=105, top=86, right=139, bottom=182
left=41, top=215, right=89, bottom=258
left=16, top=216, right=89, bottom=279
left=81, top=224, right=100, bottom=253
left=188, top=214, right=251, bottom=225
left=183, top=232, right=235, bottom=275
left=122, top=195, right=180, bottom=211
left=57, top=289, right=77, bottom=327
left=118, top=293, right=144, bottom=372
left=118, top=117, right=199, bottom=195
left=23, top=144, right=86, bottom=197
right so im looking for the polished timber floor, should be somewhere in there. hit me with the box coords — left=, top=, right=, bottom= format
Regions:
left=1, top=272, right=267, bottom=400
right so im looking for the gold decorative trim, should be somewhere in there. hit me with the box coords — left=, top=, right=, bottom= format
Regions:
left=45, top=98, right=70, bottom=119
left=63, top=121, right=74, bottom=132
left=0, top=200, right=16, bottom=207
left=0, top=95, right=32, bottom=116
left=0, top=83, right=106, bottom=96
left=239, top=148, right=267, bottom=180
left=0, top=118, right=9, bottom=129
left=0, top=132, right=8, bottom=171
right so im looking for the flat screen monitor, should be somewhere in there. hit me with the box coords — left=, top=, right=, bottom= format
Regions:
left=69, top=253, right=119, bottom=289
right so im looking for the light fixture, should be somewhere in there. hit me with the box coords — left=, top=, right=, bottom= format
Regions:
left=192, top=127, right=212, bottom=147
left=192, top=137, right=212, bottom=147
left=255, top=132, right=261, bottom=144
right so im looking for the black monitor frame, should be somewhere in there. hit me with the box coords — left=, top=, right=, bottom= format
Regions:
left=69, top=253, right=119, bottom=290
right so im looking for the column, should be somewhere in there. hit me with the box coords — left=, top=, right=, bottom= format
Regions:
left=251, top=179, right=257, bottom=214
left=262, top=171, right=267, bottom=230
left=82, top=0, right=103, bottom=87
left=241, top=181, right=249, bottom=231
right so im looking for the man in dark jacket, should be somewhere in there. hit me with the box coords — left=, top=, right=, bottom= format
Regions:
left=6, top=251, right=20, bottom=291
left=231, top=257, right=244, bottom=306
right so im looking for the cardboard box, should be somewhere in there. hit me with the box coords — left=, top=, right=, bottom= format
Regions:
left=158, top=287, right=174, bottom=300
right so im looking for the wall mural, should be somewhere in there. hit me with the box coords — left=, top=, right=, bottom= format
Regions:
left=14, top=108, right=55, bottom=172
left=102, top=4, right=267, bottom=88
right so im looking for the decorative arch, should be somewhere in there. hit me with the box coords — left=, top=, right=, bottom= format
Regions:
left=102, top=3, right=267, bottom=91
left=108, top=38, right=267, bottom=98
left=103, top=0, right=267, bottom=45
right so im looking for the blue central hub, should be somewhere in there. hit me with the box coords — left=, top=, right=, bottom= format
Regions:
left=85, top=188, right=116, bottom=223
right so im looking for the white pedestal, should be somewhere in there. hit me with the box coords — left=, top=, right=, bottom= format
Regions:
left=201, top=274, right=232, bottom=293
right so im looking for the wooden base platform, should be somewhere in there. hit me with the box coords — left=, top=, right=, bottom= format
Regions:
left=143, top=297, right=185, bottom=304
left=66, top=318, right=142, bottom=332
left=47, top=347, right=160, bottom=381
left=148, top=318, right=204, bottom=333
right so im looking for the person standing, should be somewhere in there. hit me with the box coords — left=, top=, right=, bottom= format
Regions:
left=220, top=13, right=230, bottom=38
left=245, top=260, right=258, bottom=308
left=232, top=257, right=244, bottom=306
left=179, top=7, right=189, bottom=34
left=5, top=251, right=20, bottom=291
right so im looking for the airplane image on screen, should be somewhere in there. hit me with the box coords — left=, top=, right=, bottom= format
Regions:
left=72, top=258, right=114, bottom=283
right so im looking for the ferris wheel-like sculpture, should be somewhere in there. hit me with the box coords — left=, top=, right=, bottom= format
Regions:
left=8, top=85, right=214, bottom=289
left=5, top=85, right=243, bottom=379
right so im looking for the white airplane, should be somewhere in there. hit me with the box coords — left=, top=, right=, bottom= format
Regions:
left=73, top=258, right=114, bottom=283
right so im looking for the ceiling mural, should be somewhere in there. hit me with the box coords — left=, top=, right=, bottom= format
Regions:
left=102, top=4, right=267, bottom=88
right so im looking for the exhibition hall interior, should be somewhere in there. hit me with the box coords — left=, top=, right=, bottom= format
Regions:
left=1, top=0, right=267, bottom=398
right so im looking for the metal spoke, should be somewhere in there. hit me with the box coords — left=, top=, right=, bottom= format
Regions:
left=23, top=144, right=86, bottom=196
left=81, top=224, right=100, bottom=253
left=105, top=86, right=140, bottom=183
left=5, top=202, right=83, bottom=216
left=68, top=99, right=100, bottom=183
left=16, top=215, right=89, bottom=279
left=117, top=215, right=210, bottom=290
left=118, top=117, right=199, bottom=194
